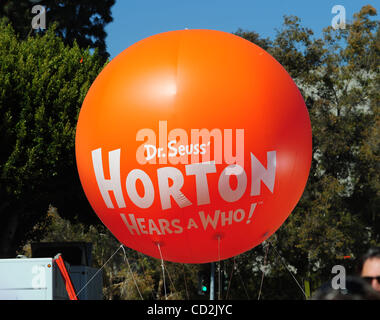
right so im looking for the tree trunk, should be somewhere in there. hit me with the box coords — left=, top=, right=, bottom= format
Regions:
left=0, top=208, right=21, bottom=258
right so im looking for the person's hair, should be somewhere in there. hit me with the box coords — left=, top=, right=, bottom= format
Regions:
left=312, top=276, right=380, bottom=300
left=359, top=247, right=380, bottom=273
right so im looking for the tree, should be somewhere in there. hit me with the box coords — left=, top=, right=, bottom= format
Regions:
left=22, top=207, right=200, bottom=300
left=1, top=0, right=115, bottom=60
left=2, top=5, right=378, bottom=300
left=232, top=5, right=379, bottom=299
left=0, top=19, right=105, bottom=258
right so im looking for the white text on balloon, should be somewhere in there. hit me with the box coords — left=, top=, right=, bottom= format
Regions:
left=91, top=148, right=276, bottom=210
left=136, top=121, right=244, bottom=167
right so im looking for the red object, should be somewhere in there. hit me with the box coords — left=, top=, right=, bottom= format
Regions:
left=75, top=29, right=312, bottom=263
left=80, top=57, right=83, bottom=64
left=54, top=255, right=78, bottom=300
left=343, top=256, right=351, bottom=259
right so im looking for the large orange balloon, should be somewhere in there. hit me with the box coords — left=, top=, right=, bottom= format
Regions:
left=75, top=29, right=312, bottom=263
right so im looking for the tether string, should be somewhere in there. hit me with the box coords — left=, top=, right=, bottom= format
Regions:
left=120, top=245, right=143, bottom=300
left=157, top=243, right=167, bottom=300
left=236, top=257, right=250, bottom=299
left=76, top=244, right=123, bottom=297
left=182, top=264, right=190, bottom=300
left=218, top=236, right=221, bottom=300
left=268, top=240, right=307, bottom=299
left=257, top=243, right=270, bottom=300
left=225, top=257, right=236, bottom=300
left=165, top=265, right=177, bottom=293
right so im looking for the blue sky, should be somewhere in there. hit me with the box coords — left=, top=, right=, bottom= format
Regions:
left=104, top=0, right=378, bottom=59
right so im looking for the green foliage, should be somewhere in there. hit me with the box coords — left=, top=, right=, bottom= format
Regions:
left=0, top=19, right=105, bottom=257
left=1, top=0, right=115, bottom=59
left=233, top=5, right=379, bottom=299
left=2, top=5, right=379, bottom=300
left=22, top=207, right=201, bottom=300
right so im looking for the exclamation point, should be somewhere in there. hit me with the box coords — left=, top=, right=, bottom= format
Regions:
left=246, top=203, right=257, bottom=224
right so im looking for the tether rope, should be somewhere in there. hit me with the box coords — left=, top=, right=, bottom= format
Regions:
left=182, top=264, right=190, bottom=300
left=157, top=243, right=168, bottom=300
left=75, top=239, right=306, bottom=300
left=120, top=245, right=143, bottom=300
left=257, top=243, right=270, bottom=300
left=217, top=236, right=221, bottom=300
left=225, top=257, right=236, bottom=300
left=76, top=244, right=124, bottom=297
left=267, top=240, right=307, bottom=299
left=165, top=265, right=177, bottom=293
left=236, top=256, right=250, bottom=299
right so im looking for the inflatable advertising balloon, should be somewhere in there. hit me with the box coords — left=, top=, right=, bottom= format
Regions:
left=75, top=29, right=312, bottom=263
